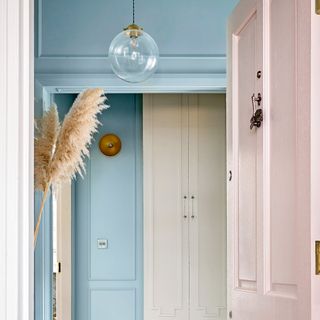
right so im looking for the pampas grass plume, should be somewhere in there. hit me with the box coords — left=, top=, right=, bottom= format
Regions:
left=50, top=88, right=108, bottom=186
left=34, top=88, right=108, bottom=247
left=34, top=104, right=60, bottom=191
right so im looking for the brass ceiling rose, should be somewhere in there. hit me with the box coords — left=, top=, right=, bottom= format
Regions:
left=99, top=134, right=122, bottom=157
left=123, top=23, right=143, bottom=38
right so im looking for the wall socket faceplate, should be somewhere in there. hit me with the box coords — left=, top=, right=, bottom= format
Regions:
left=97, top=239, right=108, bottom=249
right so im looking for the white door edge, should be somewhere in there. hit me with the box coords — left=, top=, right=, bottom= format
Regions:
left=0, top=0, right=34, bottom=319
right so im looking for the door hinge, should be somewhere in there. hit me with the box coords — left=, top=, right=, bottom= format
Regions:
left=228, top=170, right=232, bottom=181
left=229, top=310, right=233, bottom=319
left=58, top=262, right=62, bottom=273
left=316, top=241, right=320, bottom=275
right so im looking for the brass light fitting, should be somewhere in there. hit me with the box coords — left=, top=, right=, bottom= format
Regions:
left=317, top=0, right=320, bottom=14
left=108, top=0, right=159, bottom=82
left=124, top=24, right=143, bottom=38
left=99, top=134, right=122, bottom=157
left=123, top=0, right=143, bottom=38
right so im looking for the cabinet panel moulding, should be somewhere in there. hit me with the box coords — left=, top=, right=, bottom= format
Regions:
left=35, top=74, right=227, bottom=95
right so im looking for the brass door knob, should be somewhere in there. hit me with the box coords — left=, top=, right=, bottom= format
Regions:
left=99, top=134, right=121, bottom=156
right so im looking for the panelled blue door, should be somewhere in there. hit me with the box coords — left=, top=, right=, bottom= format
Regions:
left=74, top=94, right=143, bottom=320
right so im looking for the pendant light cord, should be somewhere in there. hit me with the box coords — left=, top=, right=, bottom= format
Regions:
left=132, top=0, right=135, bottom=24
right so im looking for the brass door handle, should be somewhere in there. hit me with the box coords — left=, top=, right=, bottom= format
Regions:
left=183, top=196, right=188, bottom=219
left=250, top=93, right=263, bottom=130
left=191, top=196, right=195, bottom=219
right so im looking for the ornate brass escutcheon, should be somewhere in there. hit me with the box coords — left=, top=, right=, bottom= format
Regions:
left=250, top=93, right=263, bottom=130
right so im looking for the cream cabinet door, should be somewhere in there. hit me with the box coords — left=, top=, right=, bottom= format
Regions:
left=144, top=94, right=227, bottom=320
left=143, top=94, right=190, bottom=320
left=189, top=94, right=227, bottom=320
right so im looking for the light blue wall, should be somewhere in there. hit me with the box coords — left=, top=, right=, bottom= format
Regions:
left=34, top=87, right=53, bottom=320
left=34, top=93, right=77, bottom=320
left=34, top=93, right=143, bottom=320
left=74, top=94, right=143, bottom=320
left=34, top=192, right=53, bottom=320
left=35, top=0, right=239, bottom=74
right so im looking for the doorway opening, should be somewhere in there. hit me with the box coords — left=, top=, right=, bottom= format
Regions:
left=48, top=93, right=227, bottom=320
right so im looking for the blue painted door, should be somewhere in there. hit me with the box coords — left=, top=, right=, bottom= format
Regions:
left=74, top=94, right=143, bottom=320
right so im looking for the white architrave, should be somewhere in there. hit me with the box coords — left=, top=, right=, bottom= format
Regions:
left=0, top=0, right=34, bottom=319
left=56, top=183, right=72, bottom=320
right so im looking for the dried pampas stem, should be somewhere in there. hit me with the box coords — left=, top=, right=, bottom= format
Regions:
left=34, top=182, right=50, bottom=247
left=34, top=88, right=108, bottom=248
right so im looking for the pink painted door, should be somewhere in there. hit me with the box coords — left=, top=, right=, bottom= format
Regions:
left=227, top=0, right=315, bottom=319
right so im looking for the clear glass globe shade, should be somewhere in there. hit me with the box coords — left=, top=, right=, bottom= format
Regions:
left=109, top=28, right=159, bottom=83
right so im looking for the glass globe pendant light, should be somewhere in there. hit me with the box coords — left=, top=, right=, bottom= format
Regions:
left=108, top=0, right=159, bottom=83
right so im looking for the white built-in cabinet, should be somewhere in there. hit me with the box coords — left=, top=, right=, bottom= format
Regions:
left=143, top=94, right=227, bottom=320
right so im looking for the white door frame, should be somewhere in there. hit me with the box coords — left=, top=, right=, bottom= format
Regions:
left=0, top=0, right=34, bottom=320
left=311, top=1, right=320, bottom=318
left=55, top=183, right=72, bottom=320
